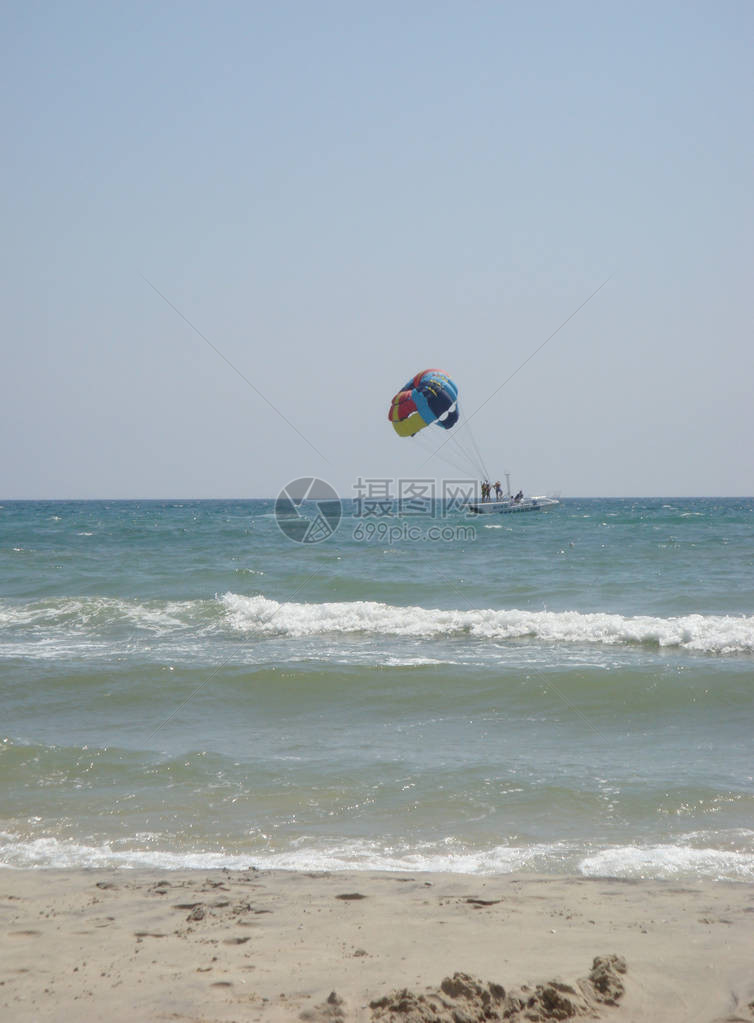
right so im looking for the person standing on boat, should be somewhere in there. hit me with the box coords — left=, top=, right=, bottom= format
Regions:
left=494, top=481, right=502, bottom=500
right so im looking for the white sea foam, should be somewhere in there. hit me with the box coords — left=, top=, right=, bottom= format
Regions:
left=0, top=833, right=590, bottom=875
left=221, top=594, right=754, bottom=655
left=579, top=844, right=754, bottom=881
left=380, top=656, right=450, bottom=667
left=0, top=596, right=211, bottom=633
left=2, top=594, right=753, bottom=656
left=2, top=832, right=752, bottom=882
left=0, top=833, right=255, bottom=871
left=0, top=832, right=555, bottom=873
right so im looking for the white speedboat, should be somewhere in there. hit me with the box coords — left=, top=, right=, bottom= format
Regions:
left=468, top=494, right=559, bottom=514
left=467, top=474, right=559, bottom=514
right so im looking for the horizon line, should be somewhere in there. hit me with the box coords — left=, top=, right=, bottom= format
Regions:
left=1, top=495, right=752, bottom=502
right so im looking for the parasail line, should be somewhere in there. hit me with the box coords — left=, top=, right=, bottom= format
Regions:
left=141, top=275, right=330, bottom=464
left=421, top=274, right=613, bottom=468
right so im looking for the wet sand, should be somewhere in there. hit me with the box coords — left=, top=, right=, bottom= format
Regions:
left=1, top=869, right=753, bottom=1022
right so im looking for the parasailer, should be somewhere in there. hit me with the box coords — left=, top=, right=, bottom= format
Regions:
left=388, top=369, right=459, bottom=437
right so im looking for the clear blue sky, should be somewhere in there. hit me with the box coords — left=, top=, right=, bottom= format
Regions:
left=2, top=1, right=752, bottom=498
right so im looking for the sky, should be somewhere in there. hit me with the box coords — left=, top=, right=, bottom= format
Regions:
left=1, top=0, right=752, bottom=499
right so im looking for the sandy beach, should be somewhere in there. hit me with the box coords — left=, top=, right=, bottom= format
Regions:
left=0, top=869, right=752, bottom=1022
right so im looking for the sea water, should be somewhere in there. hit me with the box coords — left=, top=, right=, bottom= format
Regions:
left=1, top=498, right=752, bottom=880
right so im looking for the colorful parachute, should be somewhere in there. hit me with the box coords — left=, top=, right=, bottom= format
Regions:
left=388, top=369, right=459, bottom=437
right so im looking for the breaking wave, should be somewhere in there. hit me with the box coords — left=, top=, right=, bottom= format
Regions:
left=1, top=594, right=753, bottom=656
left=2, top=831, right=752, bottom=882
left=221, top=594, right=754, bottom=655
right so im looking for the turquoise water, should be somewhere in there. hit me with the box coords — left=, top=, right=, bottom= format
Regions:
left=1, top=498, right=752, bottom=880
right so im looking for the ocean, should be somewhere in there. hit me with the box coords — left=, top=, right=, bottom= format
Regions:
left=1, top=497, right=752, bottom=881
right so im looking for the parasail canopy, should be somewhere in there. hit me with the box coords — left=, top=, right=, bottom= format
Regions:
left=388, top=369, right=459, bottom=437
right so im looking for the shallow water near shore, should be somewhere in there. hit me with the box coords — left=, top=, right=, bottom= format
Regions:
left=1, top=497, right=752, bottom=880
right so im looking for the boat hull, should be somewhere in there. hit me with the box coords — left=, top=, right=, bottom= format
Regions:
left=468, top=497, right=559, bottom=515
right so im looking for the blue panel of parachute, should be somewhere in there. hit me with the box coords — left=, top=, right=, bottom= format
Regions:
left=417, top=370, right=458, bottom=429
